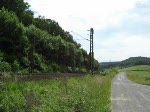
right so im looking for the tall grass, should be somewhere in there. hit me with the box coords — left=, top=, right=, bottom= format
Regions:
left=124, top=65, right=150, bottom=85
left=124, top=65, right=150, bottom=71
left=0, top=70, right=117, bottom=112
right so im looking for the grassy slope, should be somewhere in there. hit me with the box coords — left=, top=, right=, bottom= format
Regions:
left=124, top=65, right=150, bottom=85
left=0, top=72, right=117, bottom=112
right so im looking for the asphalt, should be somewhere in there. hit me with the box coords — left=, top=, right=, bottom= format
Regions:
left=111, top=72, right=150, bottom=112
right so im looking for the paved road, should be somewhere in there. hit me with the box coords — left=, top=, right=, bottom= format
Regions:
left=111, top=72, right=150, bottom=112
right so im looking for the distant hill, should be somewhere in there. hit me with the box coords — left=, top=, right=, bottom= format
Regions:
left=120, top=57, right=150, bottom=67
left=100, top=62, right=120, bottom=70
left=100, top=57, right=150, bottom=70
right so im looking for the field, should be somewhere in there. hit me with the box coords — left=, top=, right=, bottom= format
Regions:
left=0, top=70, right=117, bottom=112
left=124, top=65, right=150, bottom=85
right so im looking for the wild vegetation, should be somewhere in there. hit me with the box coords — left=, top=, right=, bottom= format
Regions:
left=0, top=0, right=99, bottom=74
left=0, top=2, right=120, bottom=111
left=124, top=65, right=150, bottom=85
left=0, top=68, right=118, bottom=112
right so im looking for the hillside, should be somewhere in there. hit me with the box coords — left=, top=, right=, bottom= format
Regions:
left=0, top=0, right=99, bottom=74
left=100, top=62, right=120, bottom=70
left=100, top=56, right=150, bottom=70
left=121, top=57, right=150, bottom=67
left=125, top=65, right=150, bottom=85
left=124, top=65, right=150, bottom=71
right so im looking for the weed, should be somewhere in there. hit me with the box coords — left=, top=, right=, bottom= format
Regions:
left=0, top=73, right=116, bottom=111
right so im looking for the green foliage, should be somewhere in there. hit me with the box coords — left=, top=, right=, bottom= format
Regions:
left=124, top=65, right=150, bottom=85
left=0, top=74, right=116, bottom=111
left=0, top=8, right=27, bottom=63
left=124, top=65, right=150, bottom=71
left=0, top=82, right=26, bottom=112
left=0, top=0, right=34, bottom=26
left=0, top=61, right=11, bottom=72
left=51, top=63, right=61, bottom=73
left=18, top=68, right=29, bottom=75
left=0, top=1, right=100, bottom=74
left=100, top=62, right=120, bottom=70
left=94, top=59, right=99, bottom=71
left=74, top=67, right=80, bottom=73
left=12, top=60, right=20, bottom=73
left=75, top=49, right=84, bottom=67
left=100, top=56, right=150, bottom=70
left=79, top=68, right=87, bottom=73
left=101, top=68, right=119, bottom=76
left=121, top=57, right=150, bottom=67
left=33, top=16, right=76, bottom=44
left=67, top=67, right=73, bottom=73
left=0, top=53, right=11, bottom=72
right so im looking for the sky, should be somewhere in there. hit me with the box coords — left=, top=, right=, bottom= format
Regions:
left=25, top=0, right=150, bottom=62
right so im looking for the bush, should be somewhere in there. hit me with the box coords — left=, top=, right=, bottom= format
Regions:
left=51, top=63, right=60, bottom=73
left=67, top=67, right=72, bottom=73
left=47, top=65, right=53, bottom=73
left=12, top=60, right=20, bottom=73
left=0, top=61, right=11, bottom=72
left=74, top=67, right=79, bottom=73
left=1, top=72, right=14, bottom=82
left=79, top=68, right=87, bottom=73
left=101, top=68, right=119, bottom=76
left=18, top=68, right=29, bottom=75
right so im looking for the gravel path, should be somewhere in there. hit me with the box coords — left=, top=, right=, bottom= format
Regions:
left=111, top=72, right=150, bottom=112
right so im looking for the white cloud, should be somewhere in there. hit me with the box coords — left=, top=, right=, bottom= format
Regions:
left=94, top=33, right=150, bottom=62
left=25, top=0, right=145, bottom=30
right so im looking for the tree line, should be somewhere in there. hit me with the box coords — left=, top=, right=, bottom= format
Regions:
left=0, top=0, right=99, bottom=74
left=100, top=57, right=150, bottom=70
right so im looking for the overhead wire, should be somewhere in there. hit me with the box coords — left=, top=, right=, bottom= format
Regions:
left=70, top=31, right=90, bottom=41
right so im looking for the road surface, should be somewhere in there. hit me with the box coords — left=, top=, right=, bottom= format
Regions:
left=111, top=72, right=150, bottom=112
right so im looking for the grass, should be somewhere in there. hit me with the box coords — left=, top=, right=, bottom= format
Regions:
left=124, top=65, right=150, bottom=85
left=0, top=70, right=117, bottom=112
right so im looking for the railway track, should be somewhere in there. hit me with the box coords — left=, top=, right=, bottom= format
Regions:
left=0, top=73, right=86, bottom=82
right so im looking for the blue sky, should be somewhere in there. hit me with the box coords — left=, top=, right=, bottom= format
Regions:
left=25, top=0, right=150, bottom=62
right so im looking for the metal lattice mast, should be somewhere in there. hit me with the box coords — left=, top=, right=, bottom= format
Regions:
left=90, top=28, right=94, bottom=75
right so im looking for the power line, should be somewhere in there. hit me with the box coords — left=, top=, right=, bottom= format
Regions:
left=71, top=31, right=90, bottom=41
left=75, top=38, right=89, bottom=41
left=70, top=29, right=94, bottom=75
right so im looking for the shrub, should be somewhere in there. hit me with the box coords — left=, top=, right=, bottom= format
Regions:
left=67, top=67, right=72, bottom=73
left=0, top=61, right=11, bottom=72
left=18, top=68, right=29, bottom=75
left=101, top=68, right=119, bottom=76
left=79, top=68, right=87, bottom=73
left=51, top=63, right=60, bottom=73
left=12, top=60, right=20, bottom=73
left=73, top=67, right=79, bottom=73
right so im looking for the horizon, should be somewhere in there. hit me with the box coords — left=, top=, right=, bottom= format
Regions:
left=100, top=56, right=150, bottom=63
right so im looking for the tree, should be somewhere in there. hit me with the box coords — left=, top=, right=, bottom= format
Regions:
left=0, top=0, right=34, bottom=26
left=0, top=8, right=27, bottom=63
left=0, top=1, right=100, bottom=73
left=75, top=49, right=84, bottom=67
left=33, top=17, right=77, bottom=44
